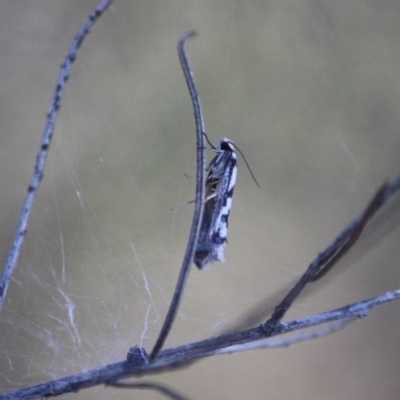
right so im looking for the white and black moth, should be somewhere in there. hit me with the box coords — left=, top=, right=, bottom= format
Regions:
left=194, top=138, right=237, bottom=270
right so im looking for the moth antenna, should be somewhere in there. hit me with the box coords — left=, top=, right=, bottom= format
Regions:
left=202, top=131, right=216, bottom=149
left=231, top=142, right=260, bottom=188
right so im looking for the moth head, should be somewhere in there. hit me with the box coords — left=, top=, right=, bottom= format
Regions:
left=217, top=138, right=235, bottom=152
left=218, top=137, right=260, bottom=188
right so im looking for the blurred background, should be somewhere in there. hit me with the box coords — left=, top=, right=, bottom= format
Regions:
left=1, top=1, right=400, bottom=399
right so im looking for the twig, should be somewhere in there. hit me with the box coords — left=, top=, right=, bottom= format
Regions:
left=263, top=176, right=400, bottom=333
left=2, top=289, right=399, bottom=399
left=0, top=0, right=114, bottom=311
left=217, top=318, right=354, bottom=354
left=149, top=31, right=207, bottom=361
left=157, top=289, right=400, bottom=360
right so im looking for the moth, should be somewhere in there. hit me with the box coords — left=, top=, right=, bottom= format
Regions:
left=194, top=138, right=238, bottom=270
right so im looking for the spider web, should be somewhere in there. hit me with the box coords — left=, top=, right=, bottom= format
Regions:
left=1, top=1, right=400, bottom=399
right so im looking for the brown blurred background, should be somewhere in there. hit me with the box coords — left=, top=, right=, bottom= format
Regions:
left=1, top=1, right=400, bottom=399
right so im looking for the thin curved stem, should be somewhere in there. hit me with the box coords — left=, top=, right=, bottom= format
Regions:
left=149, top=31, right=207, bottom=361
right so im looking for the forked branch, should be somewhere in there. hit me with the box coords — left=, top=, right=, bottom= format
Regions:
left=1, top=7, right=400, bottom=399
